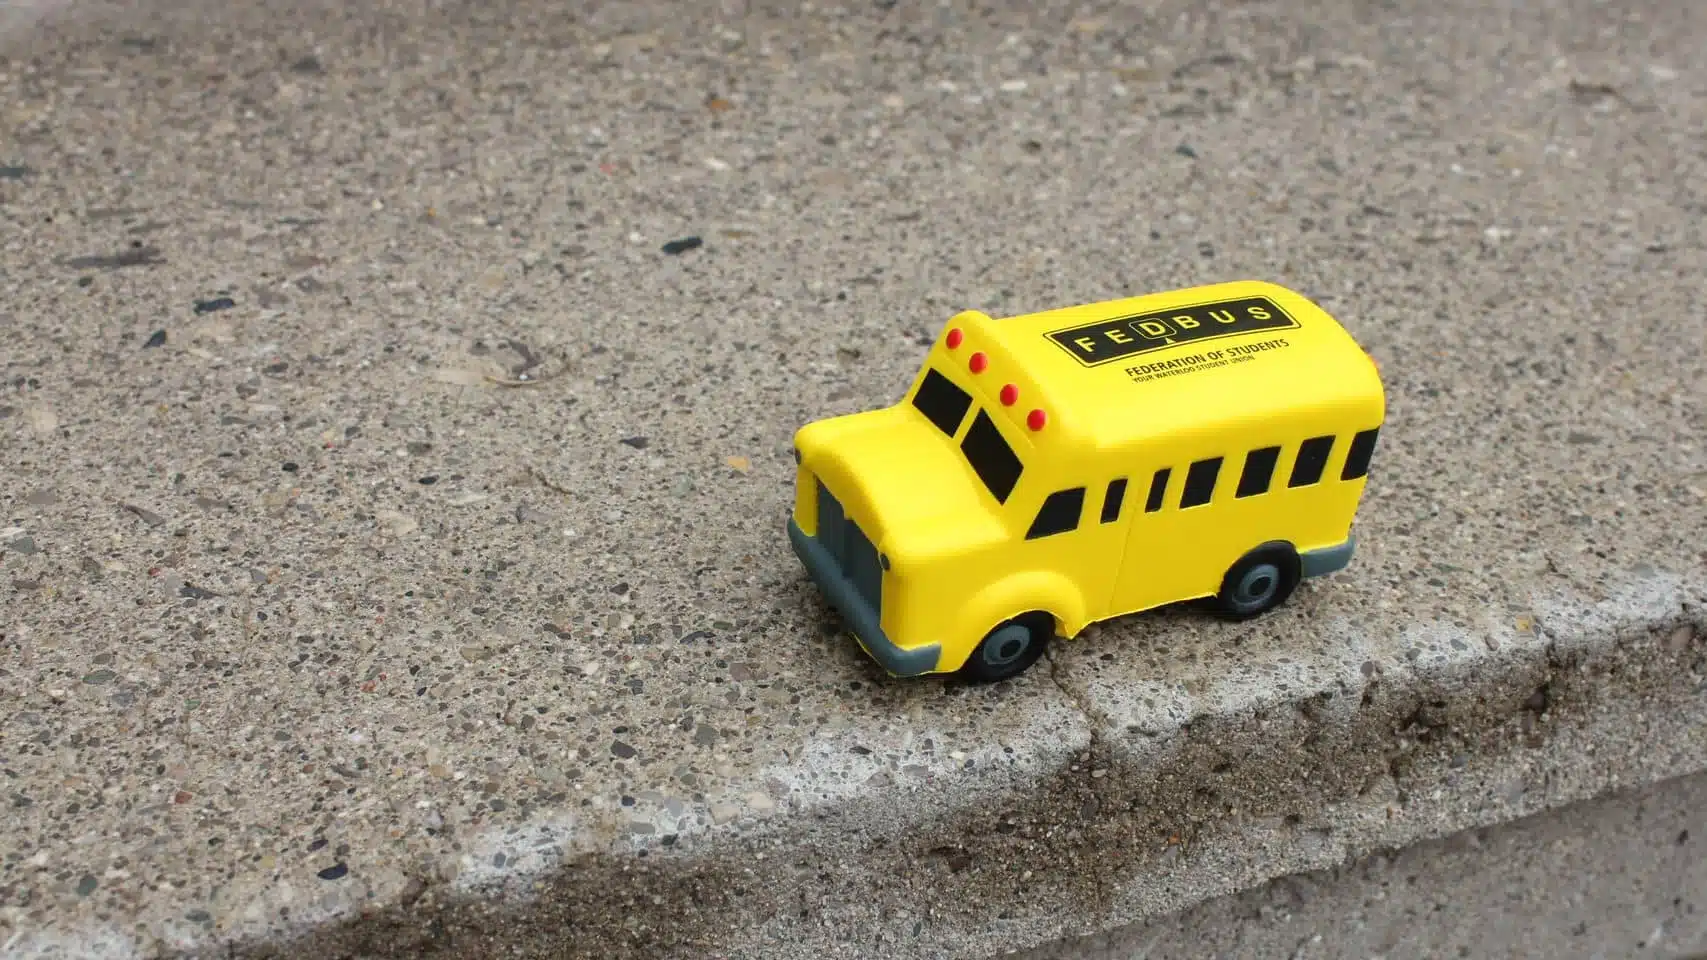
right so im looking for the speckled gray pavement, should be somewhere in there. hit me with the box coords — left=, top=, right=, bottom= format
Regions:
left=1, top=0, right=1704, bottom=958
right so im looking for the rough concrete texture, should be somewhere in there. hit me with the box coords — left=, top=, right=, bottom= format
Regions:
left=1011, top=767, right=1707, bottom=960
left=1, top=0, right=1704, bottom=957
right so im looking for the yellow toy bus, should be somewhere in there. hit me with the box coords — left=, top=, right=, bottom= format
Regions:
left=786, top=280, right=1384, bottom=683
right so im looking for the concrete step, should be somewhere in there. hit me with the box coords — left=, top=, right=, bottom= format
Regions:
left=1006, top=768, right=1707, bottom=960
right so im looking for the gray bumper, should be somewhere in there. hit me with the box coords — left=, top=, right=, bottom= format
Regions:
left=1300, top=537, right=1356, bottom=578
left=787, top=518, right=941, bottom=677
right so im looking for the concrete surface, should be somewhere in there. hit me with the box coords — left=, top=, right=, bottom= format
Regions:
left=1009, top=765, right=1707, bottom=960
left=1, top=0, right=1704, bottom=957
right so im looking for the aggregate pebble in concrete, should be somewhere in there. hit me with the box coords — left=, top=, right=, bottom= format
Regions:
left=1, top=0, right=1705, bottom=957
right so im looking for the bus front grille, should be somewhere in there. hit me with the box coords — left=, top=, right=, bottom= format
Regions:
left=816, top=480, right=883, bottom=614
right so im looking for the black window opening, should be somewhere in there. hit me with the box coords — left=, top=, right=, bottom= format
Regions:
left=1179, top=457, right=1223, bottom=508
left=911, top=367, right=972, bottom=438
left=1027, top=487, right=1086, bottom=540
left=961, top=409, right=1024, bottom=504
left=1100, top=478, right=1128, bottom=524
left=1144, top=468, right=1171, bottom=512
left=1236, top=446, right=1282, bottom=498
left=1341, top=427, right=1380, bottom=480
left=1289, top=435, right=1335, bottom=488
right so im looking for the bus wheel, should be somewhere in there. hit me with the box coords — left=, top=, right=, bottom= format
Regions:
left=961, top=613, right=1051, bottom=684
left=1214, top=544, right=1301, bottom=620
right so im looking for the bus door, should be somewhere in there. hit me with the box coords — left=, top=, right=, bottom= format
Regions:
left=1110, top=454, right=1240, bottom=613
left=1015, top=472, right=1137, bottom=624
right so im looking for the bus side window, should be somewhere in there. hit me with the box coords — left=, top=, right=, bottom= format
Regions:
left=1288, top=435, right=1335, bottom=488
left=1100, top=478, right=1128, bottom=524
left=1027, top=487, right=1086, bottom=540
left=1179, top=457, right=1223, bottom=508
left=1236, top=446, right=1282, bottom=498
left=1143, top=468, right=1171, bottom=513
left=1341, top=427, right=1380, bottom=480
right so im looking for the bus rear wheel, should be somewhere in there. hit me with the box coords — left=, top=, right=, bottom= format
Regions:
left=1214, top=544, right=1301, bottom=620
left=960, top=613, right=1052, bottom=684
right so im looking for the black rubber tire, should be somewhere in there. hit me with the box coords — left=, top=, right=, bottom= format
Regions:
left=959, top=613, right=1052, bottom=683
left=1213, top=543, right=1301, bottom=620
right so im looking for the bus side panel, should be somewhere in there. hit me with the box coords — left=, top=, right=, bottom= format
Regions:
left=1107, top=400, right=1381, bottom=617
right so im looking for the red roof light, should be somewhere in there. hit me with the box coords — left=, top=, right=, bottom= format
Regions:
left=1027, top=409, right=1047, bottom=430
left=945, top=328, right=963, bottom=349
left=999, top=384, right=1018, bottom=405
left=969, top=352, right=988, bottom=373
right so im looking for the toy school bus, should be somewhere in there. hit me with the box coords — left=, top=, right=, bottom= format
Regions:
left=786, top=280, right=1384, bottom=683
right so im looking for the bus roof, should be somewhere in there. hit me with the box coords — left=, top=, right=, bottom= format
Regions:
left=933, top=280, right=1383, bottom=453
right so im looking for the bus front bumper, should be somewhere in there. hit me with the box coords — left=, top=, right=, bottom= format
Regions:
left=787, top=518, right=942, bottom=678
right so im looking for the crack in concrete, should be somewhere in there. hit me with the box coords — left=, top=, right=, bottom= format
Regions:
left=1043, top=642, right=1116, bottom=919
left=1043, top=643, right=1107, bottom=733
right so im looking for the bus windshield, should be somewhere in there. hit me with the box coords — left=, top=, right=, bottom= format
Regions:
left=960, top=409, right=1023, bottom=504
left=911, top=366, right=971, bottom=437
left=909, top=364, right=1025, bottom=504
